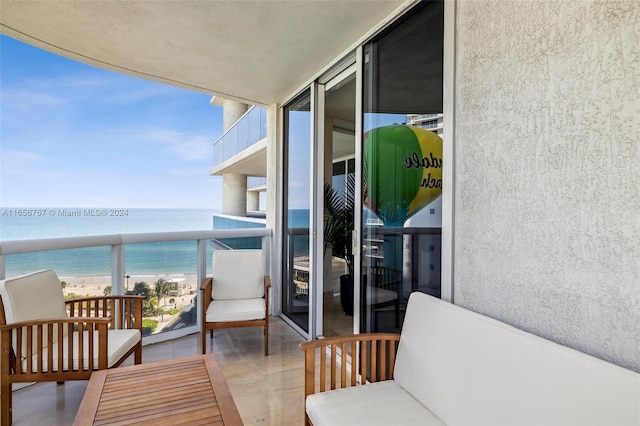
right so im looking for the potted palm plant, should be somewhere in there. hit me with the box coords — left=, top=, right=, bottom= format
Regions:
left=324, top=174, right=355, bottom=315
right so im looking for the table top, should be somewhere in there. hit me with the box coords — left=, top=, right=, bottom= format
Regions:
left=73, top=354, right=243, bottom=426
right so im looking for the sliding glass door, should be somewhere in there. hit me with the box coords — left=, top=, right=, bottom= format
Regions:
left=282, top=91, right=312, bottom=334
left=361, top=1, right=445, bottom=333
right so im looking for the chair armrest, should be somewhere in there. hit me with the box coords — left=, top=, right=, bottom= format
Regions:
left=299, top=333, right=400, bottom=400
left=0, top=316, right=113, bottom=373
left=0, top=316, right=112, bottom=331
left=200, top=278, right=213, bottom=313
left=200, top=277, right=213, bottom=292
left=264, top=276, right=271, bottom=317
left=66, top=296, right=144, bottom=331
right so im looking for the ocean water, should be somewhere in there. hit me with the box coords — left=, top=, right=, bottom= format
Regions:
left=0, top=208, right=218, bottom=277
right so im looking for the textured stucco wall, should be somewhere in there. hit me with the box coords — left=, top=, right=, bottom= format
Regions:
left=454, top=0, right=640, bottom=371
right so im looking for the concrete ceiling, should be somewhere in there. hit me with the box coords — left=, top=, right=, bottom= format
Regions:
left=0, top=0, right=406, bottom=106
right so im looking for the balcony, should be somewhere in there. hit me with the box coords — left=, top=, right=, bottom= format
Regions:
left=0, top=228, right=307, bottom=424
left=211, top=106, right=267, bottom=176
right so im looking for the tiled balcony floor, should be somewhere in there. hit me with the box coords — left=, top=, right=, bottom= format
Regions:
left=11, top=317, right=306, bottom=425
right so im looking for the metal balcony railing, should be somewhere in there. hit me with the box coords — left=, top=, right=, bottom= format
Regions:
left=213, top=106, right=267, bottom=168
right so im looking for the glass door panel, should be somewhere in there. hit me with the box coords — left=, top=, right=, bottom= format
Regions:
left=322, top=71, right=356, bottom=338
left=282, top=91, right=312, bottom=333
left=361, top=1, right=444, bottom=333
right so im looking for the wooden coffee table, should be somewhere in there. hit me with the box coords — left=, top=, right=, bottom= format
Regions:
left=73, top=354, right=243, bottom=425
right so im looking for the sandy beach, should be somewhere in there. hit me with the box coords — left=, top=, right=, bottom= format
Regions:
left=59, top=274, right=198, bottom=306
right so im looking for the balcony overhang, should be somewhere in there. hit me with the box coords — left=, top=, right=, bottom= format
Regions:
left=210, top=138, right=267, bottom=176
left=0, top=1, right=406, bottom=106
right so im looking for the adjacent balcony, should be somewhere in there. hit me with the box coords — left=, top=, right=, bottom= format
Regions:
left=211, top=106, right=267, bottom=176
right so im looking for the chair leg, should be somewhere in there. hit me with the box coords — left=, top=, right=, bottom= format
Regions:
left=135, top=342, right=142, bottom=364
left=264, top=320, right=269, bottom=356
left=202, top=328, right=207, bottom=355
left=1, top=378, right=11, bottom=426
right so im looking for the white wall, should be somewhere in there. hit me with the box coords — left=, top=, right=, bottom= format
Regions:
left=454, top=0, right=640, bottom=372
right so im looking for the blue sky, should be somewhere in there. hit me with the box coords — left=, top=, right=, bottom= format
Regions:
left=0, top=35, right=224, bottom=209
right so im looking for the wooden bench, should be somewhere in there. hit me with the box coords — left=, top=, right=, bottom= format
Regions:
left=300, top=292, right=640, bottom=425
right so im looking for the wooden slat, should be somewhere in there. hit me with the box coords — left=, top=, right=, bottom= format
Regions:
left=340, top=342, right=347, bottom=388
left=360, top=340, right=367, bottom=385
left=371, top=340, right=377, bottom=382
left=74, top=370, right=107, bottom=424
left=319, top=346, right=326, bottom=392
left=350, top=341, right=357, bottom=386
left=380, top=340, right=387, bottom=381
left=203, top=354, right=243, bottom=426
left=330, top=344, right=337, bottom=390
left=25, top=327, right=32, bottom=375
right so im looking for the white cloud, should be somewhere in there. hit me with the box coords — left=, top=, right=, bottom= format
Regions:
left=0, top=149, right=48, bottom=175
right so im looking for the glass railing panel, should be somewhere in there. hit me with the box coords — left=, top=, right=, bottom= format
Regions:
left=212, top=106, right=267, bottom=168
left=4, top=247, right=112, bottom=300
left=212, top=215, right=266, bottom=249
left=248, top=176, right=267, bottom=188
left=124, top=240, right=200, bottom=336
left=238, top=113, right=249, bottom=151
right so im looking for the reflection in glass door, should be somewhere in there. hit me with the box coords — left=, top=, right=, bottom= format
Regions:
left=282, top=91, right=312, bottom=334
left=361, top=1, right=444, bottom=334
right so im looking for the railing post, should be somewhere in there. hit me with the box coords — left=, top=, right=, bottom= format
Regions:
left=262, top=235, right=271, bottom=275
left=197, top=239, right=207, bottom=328
left=112, top=244, right=125, bottom=295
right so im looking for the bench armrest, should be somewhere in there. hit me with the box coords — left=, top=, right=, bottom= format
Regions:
left=299, top=333, right=400, bottom=400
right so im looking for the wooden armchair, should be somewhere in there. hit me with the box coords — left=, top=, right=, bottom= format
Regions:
left=200, top=249, right=270, bottom=356
left=299, top=333, right=401, bottom=426
left=0, top=269, right=143, bottom=426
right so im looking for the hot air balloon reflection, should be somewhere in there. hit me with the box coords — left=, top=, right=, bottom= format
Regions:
left=364, top=125, right=442, bottom=227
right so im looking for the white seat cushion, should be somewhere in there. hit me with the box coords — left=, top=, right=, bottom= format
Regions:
left=211, top=250, right=264, bottom=300
left=21, top=329, right=141, bottom=372
left=205, top=299, right=265, bottom=322
left=306, top=380, right=444, bottom=426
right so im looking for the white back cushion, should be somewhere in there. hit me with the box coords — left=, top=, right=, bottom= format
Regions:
left=211, top=250, right=264, bottom=300
left=0, top=269, right=69, bottom=354
left=0, top=269, right=68, bottom=324
left=394, top=292, right=640, bottom=425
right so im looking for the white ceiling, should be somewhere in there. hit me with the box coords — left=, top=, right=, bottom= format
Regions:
left=0, top=0, right=406, bottom=106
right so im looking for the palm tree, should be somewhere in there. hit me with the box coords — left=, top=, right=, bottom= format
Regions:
left=154, top=278, right=171, bottom=315
left=324, top=173, right=355, bottom=276
left=324, top=173, right=356, bottom=315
